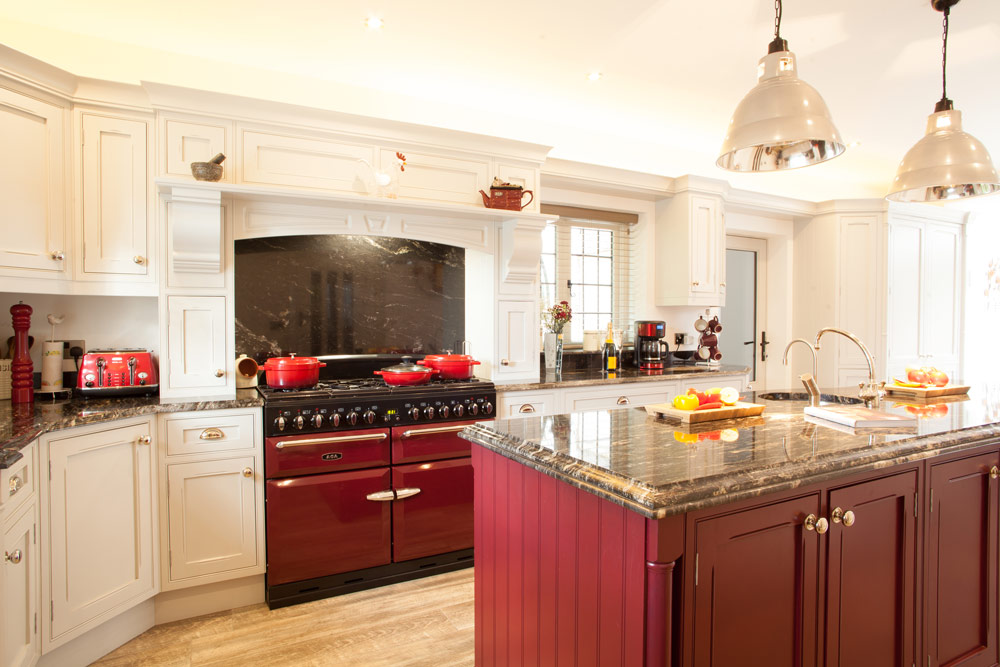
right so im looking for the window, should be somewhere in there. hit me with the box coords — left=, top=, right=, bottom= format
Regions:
left=539, top=207, right=635, bottom=344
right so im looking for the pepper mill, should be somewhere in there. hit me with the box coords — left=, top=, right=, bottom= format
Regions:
left=10, top=302, right=34, bottom=404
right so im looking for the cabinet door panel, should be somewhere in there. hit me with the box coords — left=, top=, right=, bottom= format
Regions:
left=922, top=224, right=961, bottom=363
left=166, top=457, right=259, bottom=582
left=887, top=221, right=923, bottom=363
left=82, top=114, right=148, bottom=275
left=166, top=296, right=228, bottom=391
left=926, top=453, right=999, bottom=667
left=692, top=494, right=821, bottom=667
left=47, top=422, right=155, bottom=645
left=495, top=300, right=536, bottom=379
left=2, top=503, right=38, bottom=667
left=392, top=458, right=473, bottom=561
left=0, top=87, right=66, bottom=274
left=689, top=196, right=717, bottom=295
left=825, top=471, right=917, bottom=667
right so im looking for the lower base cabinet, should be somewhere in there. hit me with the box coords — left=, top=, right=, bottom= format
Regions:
left=2, top=501, right=39, bottom=667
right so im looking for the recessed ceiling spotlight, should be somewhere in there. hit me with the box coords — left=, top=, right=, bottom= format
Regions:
left=365, top=16, right=384, bottom=30
left=587, top=71, right=602, bottom=82
left=847, top=140, right=862, bottom=149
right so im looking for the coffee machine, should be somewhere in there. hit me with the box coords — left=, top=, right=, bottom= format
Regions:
left=634, top=320, right=670, bottom=370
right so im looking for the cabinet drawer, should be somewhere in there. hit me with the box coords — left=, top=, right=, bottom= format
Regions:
left=164, top=412, right=257, bottom=456
left=1, top=440, right=35, bottom=517
left=498, top=390, right=558, bottom=417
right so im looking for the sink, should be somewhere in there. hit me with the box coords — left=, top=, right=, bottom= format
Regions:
left=758, top=392, right=864, bottom=405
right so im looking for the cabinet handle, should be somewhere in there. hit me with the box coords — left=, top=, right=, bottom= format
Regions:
left=242, top=467, right=253, bottom=478
left=400, top=425, right=468, bottom=438
left=617, top=396, right=630, bottom=405
left=200, top=428, right=225, bottom=440
left=519, top=404, right=536, bottom=413
left=366, top=490, right=395, bottom=502
left=135, top=435, right=151, bottom=445
left=991, top=466, right=999, bottom=480
left=133, top=255, right=145, bottom=265
left=719, top=282, right=726, bottom=287
left=215, top=369, right=225, bottom=378
left=4, top=550, right=22, bottom=565
left=804, top=514, right=829, bottom=534
left=691, top=281, right=700, bottom=286
left=9, top=474, right=23, bottom=497
left=831, top=507, right=856, bottom=527
left=275, top=433, right=387, bottom=449
left=395, top=487, right=422, bottom=500
left=501, top=359, right=510, bottom=366
left=50, top=251, right=64, bottom=261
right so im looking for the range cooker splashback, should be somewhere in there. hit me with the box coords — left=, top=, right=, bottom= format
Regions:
left=235, top=235, right=465, bottom=361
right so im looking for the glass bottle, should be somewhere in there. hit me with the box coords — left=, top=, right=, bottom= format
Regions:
left=602, top=322, right=618, bottom=373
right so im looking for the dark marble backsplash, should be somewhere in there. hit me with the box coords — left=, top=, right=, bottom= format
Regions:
left=235, top=236, right=465, bottom=360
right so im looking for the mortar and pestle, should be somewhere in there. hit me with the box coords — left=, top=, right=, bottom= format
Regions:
left=191, top=153, right=226, bottom=182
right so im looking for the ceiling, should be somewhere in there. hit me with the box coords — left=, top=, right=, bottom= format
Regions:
left=2, top=0, right=998, bottom=202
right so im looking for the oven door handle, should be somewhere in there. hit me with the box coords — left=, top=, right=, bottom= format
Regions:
left=275, top=433, right=388, bottom=449
left=400, top=425, right=469, bottom=438
left=395, top=487, right=422, bottom=500
left=366, top=490, right=396, bottom=502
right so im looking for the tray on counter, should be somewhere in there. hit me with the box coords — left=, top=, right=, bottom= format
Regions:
left=884, top=384, right=970, bottom=399
left=645, top=401, right=766, bottom=424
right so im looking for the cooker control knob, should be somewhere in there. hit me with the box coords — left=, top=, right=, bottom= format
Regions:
left=312, top=414, right=324, bottom=429
left=363, top=410, right=376, bottom=425
left=439, top=405, right=450, bottom=419
left=293, top=415, right=305, bottom=430
left=346, top=412, right=358, bottom=426
left=484, top=401, right=494, bottom=415
left=275, top=416, right=286, bottom=431
left=331, top=413, right=341, bottom=427
left=454, top=404, right=465, bottom=417
left=410, top=407, right=421, bottom=420
left=469, top=403, right=479, bottom=416
left=424, top=406, right=435, bottom=420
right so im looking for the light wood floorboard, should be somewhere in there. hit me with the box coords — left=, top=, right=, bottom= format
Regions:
left=91, top=569, right=475, bottom=666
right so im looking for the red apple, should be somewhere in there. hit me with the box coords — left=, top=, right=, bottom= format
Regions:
left=906, top=367, right=929, bottom=384
left=928, top=369, right=949, bottom=387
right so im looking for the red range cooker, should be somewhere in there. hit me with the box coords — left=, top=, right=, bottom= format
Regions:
left=259, top=357, right=495, bottom=609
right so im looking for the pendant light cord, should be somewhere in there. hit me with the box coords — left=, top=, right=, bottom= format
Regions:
left=935, top=3, right=954, bottom=111
left=768, top=0, right=788, bottom=53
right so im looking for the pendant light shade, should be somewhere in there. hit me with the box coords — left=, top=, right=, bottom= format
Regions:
left=885, top=0, right=1000, bottom=202
left=717, top=49, right=845, bottom=172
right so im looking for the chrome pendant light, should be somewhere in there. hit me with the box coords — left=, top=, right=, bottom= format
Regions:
left=717, top=0, right=844, bottom=172
left=886, top=0, right=1000, bottom=202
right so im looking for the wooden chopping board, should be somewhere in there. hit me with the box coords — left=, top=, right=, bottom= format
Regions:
left=645, top=401, right=766, bottom=424
left=884, top=384, right=970, bottom=399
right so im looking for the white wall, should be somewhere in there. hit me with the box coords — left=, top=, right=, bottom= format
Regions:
left=0, top=292, right=158, bottom=371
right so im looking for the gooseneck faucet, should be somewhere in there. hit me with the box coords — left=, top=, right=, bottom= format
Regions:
left=813, top=327, right=884, bottom=406
left=783, top=338, right=821, bottom=406
left=783, top=338, right=818, bottom=379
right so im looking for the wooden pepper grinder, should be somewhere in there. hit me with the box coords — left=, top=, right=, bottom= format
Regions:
left=10, top=302, right=34, bottom=404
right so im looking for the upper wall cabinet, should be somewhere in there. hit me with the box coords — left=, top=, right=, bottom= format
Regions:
left=80, top=113, right=151, bottom=280
left=0, top=86, right=68, bottom=278
left=160, top=115, right=233, bottom=183
left=239, top=126, right=376, bottom=193
left=654, top=191, right=726, bottom=307
left=383, top=147, right=489, bottom=206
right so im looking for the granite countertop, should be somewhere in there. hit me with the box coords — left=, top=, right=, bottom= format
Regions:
left=494, top=364, right=750, bottom=391
left=461, top=385, right=1000, bottom=519
left=0, top=390, right=264, bottom=469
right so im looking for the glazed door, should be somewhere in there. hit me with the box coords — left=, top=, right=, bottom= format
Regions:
left=392, top=458, right=473, bottom=562
left=926, top=452, right=999, bottom=667
left=825, top=471, right=918, bottom=667
left=266, top=468, right=391, bottom=585
left=690, top=494, right=822, bottom=667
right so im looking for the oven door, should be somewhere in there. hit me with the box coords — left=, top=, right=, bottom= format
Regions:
left=265, top=427, right=390, bottom=478
left=266, top=467, right=392, bottom=585
left=390, top=420, right=478, bottom=464
left=392, top=457, right=473, bottom=562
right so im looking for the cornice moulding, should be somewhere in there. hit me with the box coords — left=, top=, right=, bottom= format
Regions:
left=541, top=158, right=674, bottom=200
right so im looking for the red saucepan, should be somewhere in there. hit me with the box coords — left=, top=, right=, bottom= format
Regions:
left=261, top=354, right=326, bottom=388
left=374, top=361, right=438, bottom=386
left=417, top=354, right=481, bottom=380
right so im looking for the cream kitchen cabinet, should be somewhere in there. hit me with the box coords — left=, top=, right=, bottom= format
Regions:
left=562, top=381, right=680, bottom=412
left=497, top=389, right=560, bottom=417
left=160, top=115, right=233, bottom=183
left=1, top=440, right=40, bottom=667
left=163, top=296, right=230, bottom=397
left=158, top=409, right=264, bottom=590
left=494, top=300, right=539, bottom=382
left=79, top=113, right=151, bottom=280
left=41, top=419, right=156, bottom=651
left=654, top=187, right=726, bottom=307
left=0, top=85, right=68, bottom=279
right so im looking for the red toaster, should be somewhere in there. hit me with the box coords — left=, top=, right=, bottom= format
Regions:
left=77, top=349, right=159, bottom=397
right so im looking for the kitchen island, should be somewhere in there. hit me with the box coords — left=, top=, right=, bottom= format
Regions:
left=461, top=387, right=1000, bottom=667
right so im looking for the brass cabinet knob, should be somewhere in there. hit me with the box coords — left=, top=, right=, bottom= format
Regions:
left=617, top=396, right=630, bottom=405
left=135, top=435, right=151, bottom=445
left=4, top=549, right=22, bottom=564
left=242, top=467, right=253, bottom=478
left=720, top=282, right=726, bottom=287
left=991, top=465, right=999, bottom=480
left=804, top=514, right=829, bottom=534
left=215, top=369, right=225, bottom=378
left=9, top=474, right=23, bottom=496
left=50, top=251, right=65, bottom=261
left=832, top=507, right=856, bottom=527
left=133, top=255, right=145, bottom=265
left=519, top=404, right=536, bottom=414
left=500, top=359, right=510, bottom=366
left=691, top=281, right=700, bottom=286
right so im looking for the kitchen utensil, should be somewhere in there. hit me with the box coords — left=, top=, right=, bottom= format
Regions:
left=416, top=354, right=481, bottom=380
left=885, top=383, right=971, bottom=399
left=645, top=401, right=765, bottom=424
left=5, top=335, right=34, bottom=359
left=40, top=341, right=63, bottom=393
left=478, top=185, right=534, bottom=211
left=191, top=153, right=226, bottom=182
left=582, top=330, right=602, bottom=352
left=9, top=303, right=33, bottom=404
left=77, top=349, right=159, bottom=396
left=374, top=360, right=437, bottom=386
left=236, top=354, right=260, bottom=389
left=262, top=354, right=325, bottom=389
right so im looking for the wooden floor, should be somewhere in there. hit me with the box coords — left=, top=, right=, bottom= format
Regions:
left=92, top=569, right=475, bottom=666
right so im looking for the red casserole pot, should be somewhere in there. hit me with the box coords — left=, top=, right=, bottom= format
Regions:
left=374, top=361, right=438, bottom=386
left=261, top=354, right=326, bottom=388
left=417, top=354, right=481, bottom=380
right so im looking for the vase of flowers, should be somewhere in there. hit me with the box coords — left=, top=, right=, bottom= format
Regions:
left=542, top=301, right=572, bottom=372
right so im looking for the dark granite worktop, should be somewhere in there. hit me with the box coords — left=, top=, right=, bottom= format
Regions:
left=0, top=390, right=263, bottom=469
left=462, top=385, right=1000, bottom=519
left=495, top=364, right=750, bottom=392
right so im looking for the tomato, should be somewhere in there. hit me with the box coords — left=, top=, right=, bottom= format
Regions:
left=906, top=367, right=929, bottom=384
left=928, top=369, right=949, bottom=387
left=673, top=394, right=699, bottom=411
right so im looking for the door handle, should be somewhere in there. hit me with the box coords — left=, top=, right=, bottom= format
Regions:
left=366, top=490, right=395, bottom=502
left=275, top=433, right=387, bottom=449
left=760, top=331, right=769, bottom=362
left=400, top=425, right=468, bottom=438
left=743, top=341, right=753, bottom=345
left=395, top=487, right=422, bottom=500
